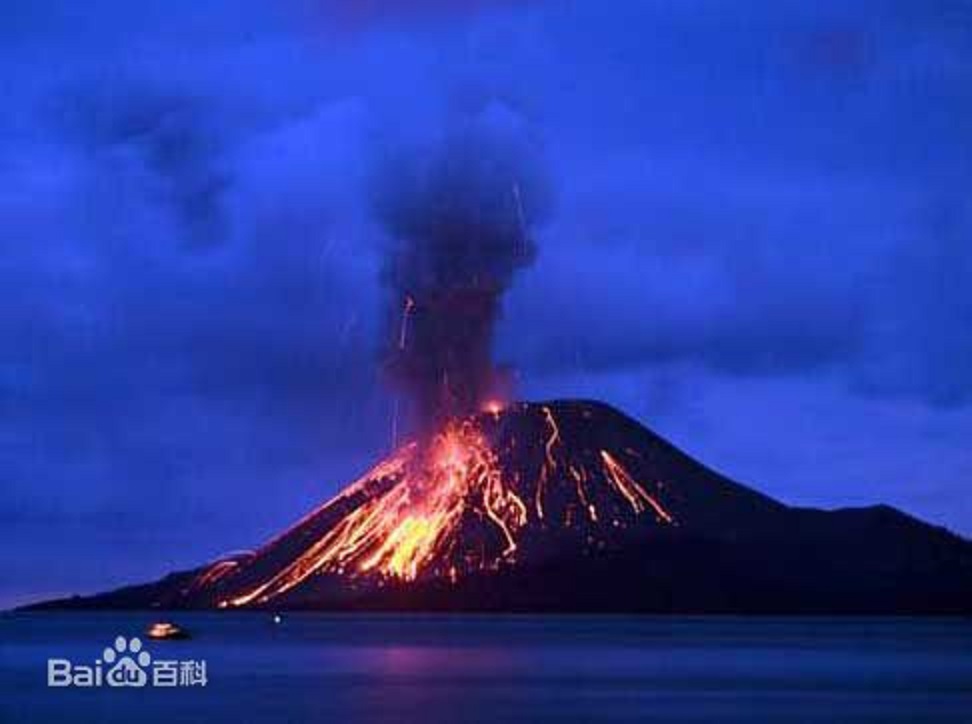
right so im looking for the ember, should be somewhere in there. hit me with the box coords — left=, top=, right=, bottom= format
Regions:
left=482, top=399, right=504, bottom=416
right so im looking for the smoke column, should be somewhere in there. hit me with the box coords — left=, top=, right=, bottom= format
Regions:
left=374, top=104, right=550, bottom=430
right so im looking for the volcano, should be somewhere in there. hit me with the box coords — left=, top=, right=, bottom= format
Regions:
left=29, top=400, right=972, bottom=613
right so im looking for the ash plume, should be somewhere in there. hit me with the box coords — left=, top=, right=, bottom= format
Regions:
left=374, top=104, right=550, bottom=430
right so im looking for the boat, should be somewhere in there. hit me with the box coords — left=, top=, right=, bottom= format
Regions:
left=146, top=621, right=190, bottom=640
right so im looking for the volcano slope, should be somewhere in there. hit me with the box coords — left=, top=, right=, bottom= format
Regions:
left=28, top=400, right=972, bottom=614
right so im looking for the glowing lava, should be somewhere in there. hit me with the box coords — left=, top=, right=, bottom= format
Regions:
left=205, top=402, right=677, bottom=609
left=482, top=399, right=504, bottom=416
left=223, top=420, right=528, bottom=606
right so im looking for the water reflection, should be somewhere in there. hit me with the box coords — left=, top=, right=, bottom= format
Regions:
left=2, top=613, right=971, bottom=723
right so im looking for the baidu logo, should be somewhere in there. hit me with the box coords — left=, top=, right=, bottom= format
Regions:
left=103, top=636, right=151, bottom=686
left=48, top=636, right=207, bottom=688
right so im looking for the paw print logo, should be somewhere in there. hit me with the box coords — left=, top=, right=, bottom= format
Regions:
left=104, top=636, right=151, bottom=687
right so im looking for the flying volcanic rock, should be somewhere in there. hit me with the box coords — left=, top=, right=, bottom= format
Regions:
left=29, top=400, right=972, bottom=614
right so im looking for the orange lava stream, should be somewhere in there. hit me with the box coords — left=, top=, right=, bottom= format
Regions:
left=218, top=410, right=677, bottom=608
left=193, top=560, right=239, bottom=588
left=226, top=421, right=527, bottom=606
left=535, top=405, right=562, bottom=520
left=599, top=450, right=674, bottom=523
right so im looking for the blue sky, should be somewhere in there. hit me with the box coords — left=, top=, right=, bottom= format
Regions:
left=1, top=0, right=970, bottom=607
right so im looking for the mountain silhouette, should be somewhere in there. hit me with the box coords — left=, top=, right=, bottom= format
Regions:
left=26, top=400, right=972, bottom=614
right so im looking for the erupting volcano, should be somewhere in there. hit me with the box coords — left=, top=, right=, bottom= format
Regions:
left=26, top=112, right=972, bottom=615
left=31, top=398, right=972, bottom=613
left=176, top=400, right=687, bottom=608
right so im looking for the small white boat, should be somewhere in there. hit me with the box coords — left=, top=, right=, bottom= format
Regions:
left=146, top=621, right=190, bottom=640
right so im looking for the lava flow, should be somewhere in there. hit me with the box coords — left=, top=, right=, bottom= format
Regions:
left=189, top=401, right=679, bottom=609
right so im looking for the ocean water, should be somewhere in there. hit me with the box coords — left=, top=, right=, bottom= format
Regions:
left=1, top=613, right=971, bottom=723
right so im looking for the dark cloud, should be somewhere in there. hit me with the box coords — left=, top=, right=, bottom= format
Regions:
left=0, top=81, right=386, bottom=570
left=48, top=84, right=231, bottom=248
left=372, top=100, right=551, bottom=428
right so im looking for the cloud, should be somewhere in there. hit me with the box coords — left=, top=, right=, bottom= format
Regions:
left=51, top=85, right=231, bottom=248
left=854, top=196, right=972, bottom=406
left=0, top=86, right=386, bottom=536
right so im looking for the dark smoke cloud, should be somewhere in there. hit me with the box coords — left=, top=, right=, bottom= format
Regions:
left=52, top=84, right=231, bottom=249
left=373, top=102, right=551, bottom=428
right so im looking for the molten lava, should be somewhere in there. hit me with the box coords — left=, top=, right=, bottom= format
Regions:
left=482, top=399, right=504, bottom=416
left=198, top=402, right=678, bottom=609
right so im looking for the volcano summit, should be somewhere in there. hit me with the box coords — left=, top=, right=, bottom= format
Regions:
left=30, top=400, right=972, bottom=614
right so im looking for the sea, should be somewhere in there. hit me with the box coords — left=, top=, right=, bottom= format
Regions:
left=1, top=612, right=971, bottom=723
